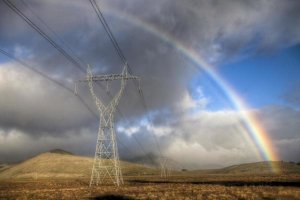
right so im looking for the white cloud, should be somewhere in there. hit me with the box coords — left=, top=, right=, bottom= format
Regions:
left=145, top=124, right=172, bottom=137
left=0, top=62, right=93, bottom=135
left=117, top=92, right=261, bottom=168
left=176, top=88, right=209, bottom=112
left=163, top=109, right=260, bottom=168
left=117, top=125, right=140, bottom=137
left=165, top=138, right=257, bottom=169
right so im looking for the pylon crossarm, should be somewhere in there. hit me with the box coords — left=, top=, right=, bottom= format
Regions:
left=81, top=74, right=139, bottom=82
left=82, top=65, right=139, bottom=114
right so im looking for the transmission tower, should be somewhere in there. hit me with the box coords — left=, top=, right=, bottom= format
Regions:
left=160, top=157, right=169, bottom=178
left=160, top=157, right=181, bottom=178
left=79, top=64, right=139, bottom=187
left=159, top=157, right=170, bottom=178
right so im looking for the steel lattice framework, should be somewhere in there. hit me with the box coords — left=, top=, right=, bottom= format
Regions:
left=80, top=65, right=139, bottom=187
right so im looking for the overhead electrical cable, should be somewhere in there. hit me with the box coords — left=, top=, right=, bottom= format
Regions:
left=19, top=0, right=87, bottom=67
left=3, top=0, right=85, bottom=73
left=0, top=48, right=97, bottom=119
left=3, top=0, right=159, bottom=166
left=90, top=0, right=163, bottom=159
left=0, top=48, right=135, bottom=157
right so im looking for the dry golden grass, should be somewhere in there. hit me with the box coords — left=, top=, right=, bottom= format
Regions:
left=1, top=152, right=299, bottom=199
left=0, top=152, right=158, bottom=180
left=0, top=175, right=299, bottom=200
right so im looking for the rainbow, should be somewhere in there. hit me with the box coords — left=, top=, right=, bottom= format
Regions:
left=100, top=4, right=280, bottom=172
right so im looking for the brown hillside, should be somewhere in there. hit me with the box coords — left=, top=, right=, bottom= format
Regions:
left=0, top=164, right=9, bottom=173
left=0, top=152, right=158, bottom=180
left=196, top=161, right=300, bottom=174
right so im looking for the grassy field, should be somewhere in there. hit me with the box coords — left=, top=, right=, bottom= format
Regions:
left=0, top=174, right=299, bottom=199
left=0, top=151, right=299, bottom=199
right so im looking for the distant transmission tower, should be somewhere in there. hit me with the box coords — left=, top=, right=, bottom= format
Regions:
left=160, top=157, right=180, bottom=178
left=79, top=64, right=139, bottom=187
left=160, top=157, right=168, bottom=178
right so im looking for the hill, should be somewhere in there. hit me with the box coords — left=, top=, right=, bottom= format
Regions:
left=48, top=149, right=73, bottom=155
left=191, top=161, right=300, bottom=174
left=0, top=151, right=158, bottom=180
left=1, top=150, right=299, bottom=180
left=0, top=163, right=9, bottom=173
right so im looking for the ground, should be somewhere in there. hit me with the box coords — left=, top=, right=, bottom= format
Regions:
left=0, top=174, right=299, bottom=200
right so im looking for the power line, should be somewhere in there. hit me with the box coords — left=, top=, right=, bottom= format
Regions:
left=2, top=0, right=104, bottom=123
left=19, top=0, right=87, bottom=67
left=0, top=48, right=155, bottom=165
left=90, top=0, right=163, bottom=159
left=2, top=0, right=104, bottom=117
left=5, top=0, right=109, bottom=98
left=89, top=0, right=144, bottom=86
left=3, top=0, right=160, bottom=167
left=3, top=0, right=85, bottom=73
left=116, top=109, right=157, bottom=165
left=89, top=0, right=127, bottom=66
left=0, top=49, right=138, bottom=157
left=0, top=48, right=96, bottom=118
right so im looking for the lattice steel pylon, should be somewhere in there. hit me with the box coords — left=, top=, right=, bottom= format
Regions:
left=79, top=64, right=139, bottom=187
left=160, top=157, right=179, bottom=178
left=160, top=157, right=169, bottom=178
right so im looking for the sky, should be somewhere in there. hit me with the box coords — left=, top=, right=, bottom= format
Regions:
left=0, top=0, right=300, bottom=169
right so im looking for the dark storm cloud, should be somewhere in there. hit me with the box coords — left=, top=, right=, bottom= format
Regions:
left=258, top=105, right=300, bottom=162
left=150, top=0, right=300, bottom=62
left=259, top=106, right=300, bottom=140
left=0, top=128, right=98, bottom=163
left=0, top=0, right=300, bottom=165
